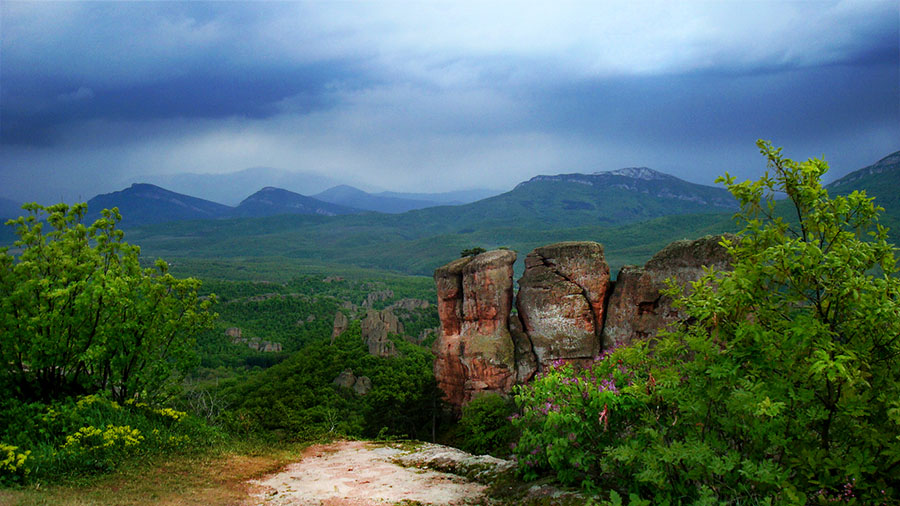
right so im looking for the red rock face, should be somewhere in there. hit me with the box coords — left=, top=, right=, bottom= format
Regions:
left=432, top=237, right=732, bottom=414
left=516, top=242, right=611, bottom=371
left=432, top=250, right=518, bottom=411
left=602, top=235, right=732, bottom=348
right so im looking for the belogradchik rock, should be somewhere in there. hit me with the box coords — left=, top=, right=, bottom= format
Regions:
left=602, top=234, right=733, bottom=348
left=331, top=311, right=349, bottom=344
left=433, top=250, right=517, bottom=410
left=432, top=236, right=734, bottom=412
left=515, top=242, right=611, bottom=372
left=361, top=309, right=403, bottom=357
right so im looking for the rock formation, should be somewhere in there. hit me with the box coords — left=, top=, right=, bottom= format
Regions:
left=515, top=242, right=611, bottom=371
left=332, top=369, right=372, bottom=395
left=389, top=298, right=431, bottom=311
left=364, top=290, right=394, bottom=307
left=353, top=376, right=373, bottom=396
left=334, top=368, right=356, bottom=389
left=602, top=235, right=731, bottom=348
left=361, top=309, right=403, bottom=357
left=332, top=311, right=349, bottom=344
left=432, top=249, right=518, bottom=410
left=432, top=236, right=732, bottom=412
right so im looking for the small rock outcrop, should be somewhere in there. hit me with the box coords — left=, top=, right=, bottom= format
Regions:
left=515, top=242, right=611, bottom=371
left=389, top=298, right=431, bottom=311
left=332, top=369, right=372, bottom=395
left=364, top=290, right=394, bottom=307
left=353, top=376, right=373, bottom=396
left=225, top=327, right=242, bottom=339
left=433, top=250, right=518, bottom=410
left=361, top=309, right=403, bottom=357
left=332, top=311, right=349, bottom=344
left=601, top=235, right=732, bottom=348
left=392, top=442, right=515, bottom=482
left=333, top=368, right=356, bottom=389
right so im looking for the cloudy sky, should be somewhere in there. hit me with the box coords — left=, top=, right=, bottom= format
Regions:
left=1, top=1, right=898, bottom=203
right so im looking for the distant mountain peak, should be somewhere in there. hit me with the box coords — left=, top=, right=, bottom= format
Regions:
left=594, top=167, right=673, bottom=180
left=828, top=150, right=900, bottom=188
left=235, top=186, right=359, bottom=217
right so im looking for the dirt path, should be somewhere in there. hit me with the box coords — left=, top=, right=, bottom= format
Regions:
left=248, top=441, right=490, bottom=506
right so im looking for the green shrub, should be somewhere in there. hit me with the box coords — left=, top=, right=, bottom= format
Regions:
left=0, top=394, right=224, bottom=482
left=0, top=444, right=31, bottom=484
left=457, top=393, right=518, bottom=457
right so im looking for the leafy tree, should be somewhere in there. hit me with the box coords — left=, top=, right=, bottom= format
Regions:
left=0, top=203, right=216, bottom=403
left=460, top=247, right=486, bottom=257
left=513, top=141, right=900, bottom=504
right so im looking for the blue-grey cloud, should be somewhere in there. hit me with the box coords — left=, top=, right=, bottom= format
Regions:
left=0, top=1, right=897, bottom=203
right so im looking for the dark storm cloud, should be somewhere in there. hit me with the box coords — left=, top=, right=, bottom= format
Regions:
left=0, top=1, right=897, bottom=202
left=1, top=60, right=368, bottom=146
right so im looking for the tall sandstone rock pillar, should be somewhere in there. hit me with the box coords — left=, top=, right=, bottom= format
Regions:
left=602, top=235, right=732, bottom=348
left=433, top=250, right=518, bottom=410
left=515, top=242, right=611, bottom=372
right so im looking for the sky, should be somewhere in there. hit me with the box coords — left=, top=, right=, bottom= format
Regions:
left=1, top=1, right=898, bottom=203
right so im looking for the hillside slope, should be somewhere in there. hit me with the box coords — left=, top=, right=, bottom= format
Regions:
left=232, top=187, right=361, bottom=218
left=314, top=185, right=438, bottom=213
left=827, top=150, right=899, bottom=228
left=86, top=183, right=232, bottom=226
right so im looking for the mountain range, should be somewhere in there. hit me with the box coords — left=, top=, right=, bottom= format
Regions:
left=82, top=164, right=740, bottom=229
left=4, top=150, right=897, bottom=278
left=127, top=166, right=501, bottom=208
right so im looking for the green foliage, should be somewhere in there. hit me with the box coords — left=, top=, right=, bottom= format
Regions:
left=189, top=275, right=438, bottom=369
left=0, top=203, right=216, bottom=403
left=221, top=325, right=440, bottom=441
left=122, top=204, right=737, bottom=279
left=514, top=142, right=900, bottom=504
left=0, top=394, right=222, bottom=484
left=457, top=393, right=518, bottom=457
left=460, top=247, right=487, bottom=257
left=511, top=355, right=634, bottom=490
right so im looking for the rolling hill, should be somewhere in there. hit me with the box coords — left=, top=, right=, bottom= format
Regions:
left=313, top=185, right=439, bottom=214
left=232, top=187, right=361, bottom=218
left=313, top=185, right=506, bottom=213
left=124, top=166, right=743, bottom=276
left=87, top=183, right=233, bottom=226
left=126, top=167, right=343, bottom=206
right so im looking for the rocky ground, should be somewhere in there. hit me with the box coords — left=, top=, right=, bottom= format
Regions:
left=247, top=440, right=583, bottom=506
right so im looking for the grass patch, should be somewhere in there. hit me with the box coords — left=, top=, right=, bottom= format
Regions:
left=0, top=439, right=312, bottom=505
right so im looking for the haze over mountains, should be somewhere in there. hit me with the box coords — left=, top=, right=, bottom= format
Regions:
left=79, top=164, right=740, bottom=229
left=126, top=167, right=501, bottom=208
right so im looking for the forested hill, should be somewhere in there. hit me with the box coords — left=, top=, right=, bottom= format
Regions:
left=827, top=150, right=900, bottom=228
left=232, top=187, right=360, bottom=217
left=86, top=183, right=233, bottom=226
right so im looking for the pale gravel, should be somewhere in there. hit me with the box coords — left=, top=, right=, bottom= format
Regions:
left=248, top=441, right=488, bottom=506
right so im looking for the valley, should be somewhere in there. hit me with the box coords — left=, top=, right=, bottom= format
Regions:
left=2, top=147, right=899, bottom=505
